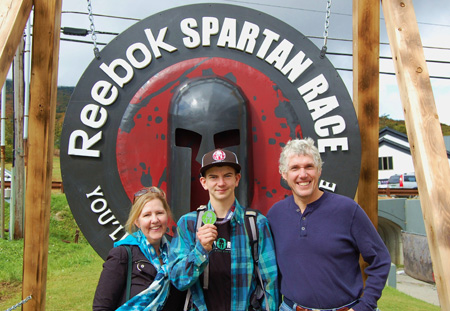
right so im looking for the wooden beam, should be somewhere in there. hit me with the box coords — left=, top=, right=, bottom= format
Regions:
left=352, top=1, right=380, bottom=222
left=22, top=0, right=62, bottom=309
left=382, top=0, right=450, bottom=307
left=0, top=0, right=33, bottom=87
left=353, top=0, right=380, bottom=283
left=13, top=38, right=25, bottom=239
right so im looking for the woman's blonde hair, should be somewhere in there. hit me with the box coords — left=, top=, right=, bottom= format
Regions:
left=125, top=186, right=172, bottom=233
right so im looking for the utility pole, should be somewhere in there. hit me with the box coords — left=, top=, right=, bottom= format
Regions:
left=13, top=37, right=25, bottom=239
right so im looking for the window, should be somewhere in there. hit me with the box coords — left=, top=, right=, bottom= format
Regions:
left=379, top=156, right=393, bottom=170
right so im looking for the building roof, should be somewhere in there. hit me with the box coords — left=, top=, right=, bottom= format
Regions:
left=379, top=127, right=450, bottom=158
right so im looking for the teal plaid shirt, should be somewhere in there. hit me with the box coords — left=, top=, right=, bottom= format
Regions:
left=169, top=199, right=279, bottom=311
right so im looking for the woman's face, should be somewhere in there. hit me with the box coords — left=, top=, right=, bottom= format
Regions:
left=134, top=199, right=169, bottom=248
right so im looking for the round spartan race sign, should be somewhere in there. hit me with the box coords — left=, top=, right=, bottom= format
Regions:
left=60, top=3, right=361, bottom=259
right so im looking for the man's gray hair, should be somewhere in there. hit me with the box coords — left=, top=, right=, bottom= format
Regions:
left=279, top=138, right=323, bottom=174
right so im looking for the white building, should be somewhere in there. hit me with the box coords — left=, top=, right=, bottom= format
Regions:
left=378, top=127, right=450, bottom=181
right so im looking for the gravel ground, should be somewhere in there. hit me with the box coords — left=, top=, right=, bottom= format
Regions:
left=396, top=270, right=440, bottom=306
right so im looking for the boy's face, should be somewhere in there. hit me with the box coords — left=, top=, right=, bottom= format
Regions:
left=200, top=165, right=241, bottom=203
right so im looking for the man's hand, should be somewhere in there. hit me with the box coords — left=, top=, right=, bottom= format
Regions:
left=197, top=224, right=218, bottom=252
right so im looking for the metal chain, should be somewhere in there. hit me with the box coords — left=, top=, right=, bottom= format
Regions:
left=87, top=0, right=101, bottom=59
left=320, top=0, right=332, bottom=58
left=6, top=295, right=32, bottom=311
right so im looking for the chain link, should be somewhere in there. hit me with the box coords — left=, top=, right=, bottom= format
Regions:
left=320, top=0, right=332, bottom=58
left=87, top=0, right=100, bottom=59
left=6, top=295, right=32, bottom=311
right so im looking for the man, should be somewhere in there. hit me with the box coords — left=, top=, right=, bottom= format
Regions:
left=170, top=148, right=279, bottom=311
left=267, top=138, right=391, bottom=311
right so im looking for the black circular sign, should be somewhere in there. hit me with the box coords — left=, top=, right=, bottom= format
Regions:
left=61, top=3, right=361, bottom=259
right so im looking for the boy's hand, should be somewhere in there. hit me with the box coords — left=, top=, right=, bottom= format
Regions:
left=197, top=224, right=218, bottom=252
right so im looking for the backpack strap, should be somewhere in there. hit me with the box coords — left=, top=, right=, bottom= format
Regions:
left=245, top=209, right=259, bottom=263
left=245, top=209, right=270, bottom=311
left=184, top=205, right=208, bottom=310
left=195, top=205, right=211, bottom=290
left=124, top=245, right=132, bottom=302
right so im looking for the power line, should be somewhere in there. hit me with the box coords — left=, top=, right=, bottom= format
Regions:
left=62, top=4, right=450, bottom=30
left=62, top=10, right=140, bottom=22
left=60, top=37, right=107, bottom=46
left=60, top=10, right=450, bottom=52
left=336, top=67, right=450, bottom=80
left=307, top=36, right=450, bottom=52
left=326, top=51, right=450, bottom=65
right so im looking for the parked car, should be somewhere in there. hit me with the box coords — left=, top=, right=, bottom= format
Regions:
left=387, top=173, right=417, bottom=189
left=378, top=178, right=388, bottom=188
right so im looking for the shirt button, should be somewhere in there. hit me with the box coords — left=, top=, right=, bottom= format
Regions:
left=301, top=227, right=306, bottom=230
left=302, top=217, right=306, bottom=220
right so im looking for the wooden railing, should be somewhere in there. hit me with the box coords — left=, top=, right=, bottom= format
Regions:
left=1, top=181, right=63, bottom=191
left=378, top=188, right=419, bottom=197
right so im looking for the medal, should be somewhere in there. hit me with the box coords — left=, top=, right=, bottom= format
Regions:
left=202, top=210, right=217, bottom=224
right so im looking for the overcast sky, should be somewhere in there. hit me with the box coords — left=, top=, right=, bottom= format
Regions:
left=27, top=0, right=450, bottom=125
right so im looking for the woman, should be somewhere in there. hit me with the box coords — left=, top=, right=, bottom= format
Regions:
left=93, top=186, right=185, bottom=310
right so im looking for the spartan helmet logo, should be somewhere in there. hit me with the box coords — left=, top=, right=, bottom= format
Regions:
left=204, top=212, right=214, bottom=223
left=217, top=238, right=227, bottom=250
left=213, top=150, right=226, bottom=161
left=168, top=76, right=253, bottom=221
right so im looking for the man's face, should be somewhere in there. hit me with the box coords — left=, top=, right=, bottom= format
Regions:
left=282, top=154, right=322, bottom=204
left=200, top=166, right=241, bottom=203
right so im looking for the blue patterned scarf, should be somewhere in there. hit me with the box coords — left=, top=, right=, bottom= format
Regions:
left=114, top=230, right=170, bottom=311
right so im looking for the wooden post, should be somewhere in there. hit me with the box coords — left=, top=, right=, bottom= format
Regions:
left=352, top=0, right=380, bottom=280
left=13, top=38, right=25, bottom=239
left=382, top=0, right=450, bottom=308
left=353, top=0, right=380, bottom=225
left=22, top=0, right=62, bottom=309
left=0, top=0, right=33, bottom=88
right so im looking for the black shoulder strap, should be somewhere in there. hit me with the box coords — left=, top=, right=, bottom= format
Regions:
left=245, top=208, right=270, bottom=311
left=244, top=209, right=259, bottom=263
left=124, top=245, right=132, bottom=301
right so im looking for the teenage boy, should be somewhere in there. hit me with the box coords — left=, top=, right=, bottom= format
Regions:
left=170, top=148, right=279, bottom=311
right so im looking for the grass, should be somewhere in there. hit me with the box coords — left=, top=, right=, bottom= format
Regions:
left=378, top=286, right=440, bottom=310
left=0, top=193, right=442, bottom=310
left=0, top=193, right=103, bottom=311
left=3, top=155, right=61, bottom=181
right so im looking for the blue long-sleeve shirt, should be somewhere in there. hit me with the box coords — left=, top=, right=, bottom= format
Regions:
left=267, top=191, right=391, bottom=311
left=169, top=199, right=279, bottom=311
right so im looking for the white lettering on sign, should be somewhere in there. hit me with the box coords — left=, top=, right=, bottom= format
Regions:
left=68, top=130, right=102, bottom=157
left=319, top=179, right=336, bottom=192
left=85, top=185, right=127, bottom=241
left=67, top=17, right=349, bottom=158
left=298, top=74, right=348, bottom=151
left=68, top=26, right=178, bottom=158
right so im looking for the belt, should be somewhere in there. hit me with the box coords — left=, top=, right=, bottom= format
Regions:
left=284, top=297, right=359, bottom=311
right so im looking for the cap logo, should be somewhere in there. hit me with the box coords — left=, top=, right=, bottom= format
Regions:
left=212, top=150, right=226, bottom=161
